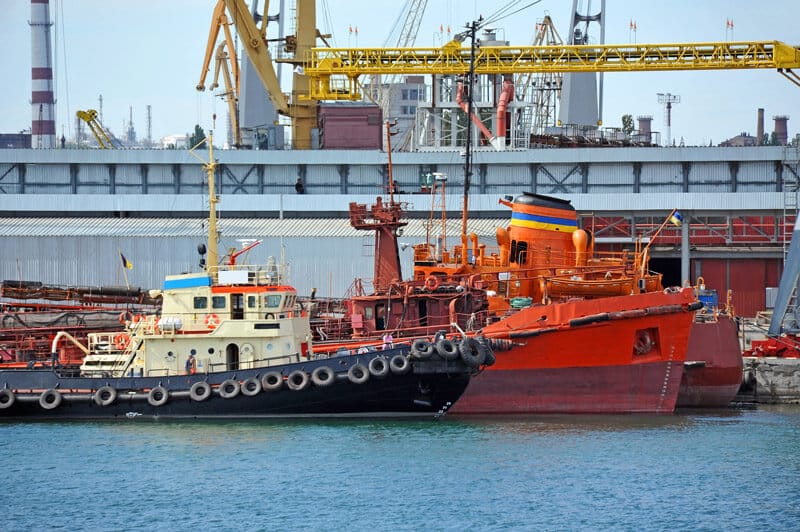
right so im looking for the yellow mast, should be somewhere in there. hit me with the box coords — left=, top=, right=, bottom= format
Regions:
left=189, top=133, right=218, bottom=279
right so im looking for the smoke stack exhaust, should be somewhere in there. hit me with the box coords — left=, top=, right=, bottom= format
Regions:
left=30, top=0, right=56, bottom=149
left=757, top=108, right=764, bottom=145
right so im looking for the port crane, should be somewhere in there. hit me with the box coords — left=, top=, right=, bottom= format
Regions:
left=76, top=109, right=122, bottom=149
left=302, top=40, right=800, bottom=101
left=197, top=1, right=241, bottom=146
left=209, top=2, right=800, bottom=149
left=213, top=0, right=319, bottom=149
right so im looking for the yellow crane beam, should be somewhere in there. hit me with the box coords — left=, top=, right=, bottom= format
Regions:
left=76, top=109, right=119, bottom=149
left=303, top=40, right=800, bottom=100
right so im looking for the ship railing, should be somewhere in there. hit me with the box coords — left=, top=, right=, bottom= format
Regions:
left=206, top=352, right=305, bottom=373
left=207, top=262, right=289, bottom=286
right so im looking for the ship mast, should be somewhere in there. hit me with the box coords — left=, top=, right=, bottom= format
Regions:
left=460, top=17, right=481, bottom=266
left=189, top=133, right=219, bottom=279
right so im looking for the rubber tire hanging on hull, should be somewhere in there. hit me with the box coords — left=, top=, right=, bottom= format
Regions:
left=0, top=389, right=16, bottom=409
left=189, top=381, right=212, bottom=402
left=411, top=339, right=434, bottom=360
left=311, top=366, right=335, bottom=387
left=435, top=338, right=459, bottom=360
left=459, top=337, right=486, bottom=368
left=368, top=357, right=390, bottom=378
left=94, top=385, right=117, bottom=407
left=241, top=377, right=262, bottom=396
left=287, top=370, right=309, bottom=391
left=39, top=389, right=62, bottom=410
left=389, top=354, right=411, bottom=375
left=148, top=386, right=169, bottom=407
left=218, top=379, right=241, bottom=399
left=347, top=363, right=369, bottom=384
left=262, top=371, right=283, bottom=391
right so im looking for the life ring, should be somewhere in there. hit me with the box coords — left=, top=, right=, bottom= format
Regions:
left=118, top=311, right=132, bottom=325
left=368, top=356, right=390, bottom=378
left=265, top=313, right=275, bottom=320
left=347, top=363, right=369, bottom=385
left=0, top=389, right=16, bottom=409
left=94, top=385, right=117, bottom=407
left=113, top=333, right=131, bottom=350
left=39, top=388, right=63, bottom=410
left=205, top=313, right=221, bottom=330
left=459, top=337, right=486, bottom=368
left=286, top=370, right=309, bottom=391
left=147, top=386, right=169, bottom=407
left=218, top=379, right=240, bottom=399
left=435, top=338, right=459, bottom=361
left=425, top=276, right=440, bottom=291
left=311, top=366, right=335, bottom=387
left=389, top=354, right=410, bottom=375
left=261, top=371, right=284, bottom=391
left=410, top=339, right=434, bottom=360
left=189, top=381, right=212, bottom=402
left=241, top=377, right=262, bottom=396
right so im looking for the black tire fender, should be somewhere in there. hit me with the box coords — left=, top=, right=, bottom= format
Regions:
left=311, top=366, right=335, bottom=387
left=287, top=370, right=309, bottom=391
left=241, top=377, right=262, bottom=396
left=94, top=385, right=117, bottom=407
left=347, top=363, right=369, bottom=384
left=189, top=381, right=212, bottom=402
left=147, top=386, right=169, bottom=407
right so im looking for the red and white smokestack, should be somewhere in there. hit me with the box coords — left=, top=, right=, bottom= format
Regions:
left=30, top=0, right=56, bottom=149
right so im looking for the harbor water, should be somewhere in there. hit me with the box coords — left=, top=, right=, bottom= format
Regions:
left=2, top=406, right=799, bottom=531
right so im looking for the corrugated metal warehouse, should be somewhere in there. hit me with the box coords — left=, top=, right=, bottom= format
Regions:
left=1, top=145, right=798, bottom=317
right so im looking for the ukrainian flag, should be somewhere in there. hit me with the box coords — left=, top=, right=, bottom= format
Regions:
left=670, top=210, right=684, bottom=227
left=120, top=252, right=133, bottom=270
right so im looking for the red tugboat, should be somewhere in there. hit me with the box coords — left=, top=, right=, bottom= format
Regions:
left=307, top=188, right=699, bottom=414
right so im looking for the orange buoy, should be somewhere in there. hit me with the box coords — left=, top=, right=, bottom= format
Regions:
left=425, top=276, right=440, bottom=291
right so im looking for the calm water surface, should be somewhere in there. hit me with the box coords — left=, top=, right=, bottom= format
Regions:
left=2, top=406, right=799, bottom=531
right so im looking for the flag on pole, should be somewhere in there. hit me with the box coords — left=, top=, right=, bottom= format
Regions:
left=670, top=210, right=684, bottom=227
left=120, top=252, right=133, bottom=269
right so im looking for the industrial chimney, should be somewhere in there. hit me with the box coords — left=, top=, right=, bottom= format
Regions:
left=757, top=108, right=764, bottom=145
left=773, top=115, right=789, bottom=146
left=30, top=0, right=56, bottom=149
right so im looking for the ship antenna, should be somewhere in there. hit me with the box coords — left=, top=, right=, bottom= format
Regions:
left=189, top=132, right=218, bottom=280
left=461, top=17, right=482, bottom=266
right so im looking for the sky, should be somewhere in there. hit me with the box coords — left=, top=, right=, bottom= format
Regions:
left=1, top=0, right=798, bottom=147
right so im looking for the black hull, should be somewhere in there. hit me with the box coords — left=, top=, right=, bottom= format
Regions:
left=0, top=348, right=471, bottom=420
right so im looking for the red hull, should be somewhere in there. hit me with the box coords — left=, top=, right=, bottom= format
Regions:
left=451, top=289, right=696, bottom=414
left=676, top=317, right=743, bottom=407
left=449, top=361, right=685, bottom=414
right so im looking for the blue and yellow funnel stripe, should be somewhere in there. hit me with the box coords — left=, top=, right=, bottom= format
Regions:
left=510, top=211, right=578, bottom=232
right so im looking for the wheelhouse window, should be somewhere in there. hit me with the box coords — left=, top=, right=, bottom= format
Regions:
left=247, top=295, right=257, bottom=308
left=212, top=296, right=226, bottom=309
left=264, top=294, right=282, bottom=309
left=193, top=296, right=207, bottom=310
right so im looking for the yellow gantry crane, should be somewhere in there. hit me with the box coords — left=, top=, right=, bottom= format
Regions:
left=302, top=40, right=800, bottom=101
